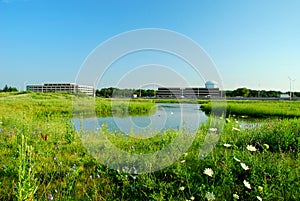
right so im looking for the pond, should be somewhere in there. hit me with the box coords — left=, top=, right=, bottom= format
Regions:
left=73, top=103, right=208, bottom=134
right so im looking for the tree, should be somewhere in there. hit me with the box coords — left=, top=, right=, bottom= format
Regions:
left=233, top=87, right=250, bottom=97
left=3, top=85, right=8, bottom=92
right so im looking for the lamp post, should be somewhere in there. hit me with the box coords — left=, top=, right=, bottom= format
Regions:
left=292, top=79, right=295, bottom=98
left=23, top=81, right=28, bottom=92
left=289, top=77, right=292, bottom=100
left=288, top=77, right=295, bottom=100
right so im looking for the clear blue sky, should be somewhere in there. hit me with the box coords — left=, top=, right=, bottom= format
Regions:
left=1, top=0, right=299, bottom=92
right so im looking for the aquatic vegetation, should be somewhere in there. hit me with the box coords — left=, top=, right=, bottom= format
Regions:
left=0, top=93, right=299, bottom=200
left=200, top=100, right=300, bottom=118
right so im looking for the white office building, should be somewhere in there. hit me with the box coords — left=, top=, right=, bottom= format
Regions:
left=27, top=83, right=95, bottom=96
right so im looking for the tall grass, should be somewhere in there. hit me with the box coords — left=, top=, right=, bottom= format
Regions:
left=201, top=100, right=300, bottom=118
left=0, top=93, right=299, bottom=200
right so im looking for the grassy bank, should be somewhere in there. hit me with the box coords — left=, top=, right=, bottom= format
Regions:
left=0, top=92, right=156, bottom=118
left=200, top=100, right=300, bottom=118
left=0, top=93, right=299, bottom=200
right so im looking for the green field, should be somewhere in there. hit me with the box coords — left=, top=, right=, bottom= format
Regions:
left=201, top=100, right=300, bottom=118
left=0, top=93, right=299, bottom=200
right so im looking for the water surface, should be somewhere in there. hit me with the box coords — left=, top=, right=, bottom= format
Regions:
left=73, top=103, right=207, bottom=134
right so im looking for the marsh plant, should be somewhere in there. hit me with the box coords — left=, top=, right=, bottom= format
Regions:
left=16, top=134, right=39, bottom=201
left=0, top=93, right=299, bottom=200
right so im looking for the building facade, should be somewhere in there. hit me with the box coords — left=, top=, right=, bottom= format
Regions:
left=157, top=81, right=220, bottom=98
left=156, top=88, right=183, bottom=98
left=26, top=83, right=95, bottom=96
left=157, top=87, right=220, bottom=98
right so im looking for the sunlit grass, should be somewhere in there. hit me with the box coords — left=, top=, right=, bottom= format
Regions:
left=0, top=93, right=299, bottom=200
left=201, top=100, right=300, bottom=118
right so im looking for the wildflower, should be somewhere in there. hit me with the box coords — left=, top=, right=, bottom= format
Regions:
left=232, top=127, right=240, bottom=131
left=256, top=196, right=262, bottom=201
left=48, top=194, right=53, bottom=200
left=258, top=186, right=263, bottom=192
left=97, top=174, right=101, bottom=179
left=190, top=196, right=195, bottom=200
left=205, top=192, right=215, bottom=201
left=246, top=145, right=257, bottom=152
left=243, top=180, right=251, bottom=189
left=180, top=160, right=186, bottom=163
left=179, top=186, right=185, bottom=191
left=133, top=176, right=136, bottom=180
left=204, top=168, right=214, bottom=177
left=233, top=157, right=241, bottom=162
left=263, top=144, right=269, bottom=149
left=58, top=161, right=62, bottom=166
left=209, top=128, right=217, bottom=132
left=89, top=175, right=93, bottom=179
left=223, top=143, right=232, bottom=147
left=54, top=189, right=58, bottom=193
left=240, top=163, right=250, bottom=170
left=233, top=193, right=239, bottom=199
left=53, top=157, right=57, bottom=161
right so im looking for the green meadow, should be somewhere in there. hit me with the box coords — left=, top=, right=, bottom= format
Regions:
left=201, top=100, right=300, bottom=118
left=0, top=93, right=299, bottom=200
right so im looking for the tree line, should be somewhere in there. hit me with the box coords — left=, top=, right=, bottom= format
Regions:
left=1, top=85, right=298, bottom=98
left=96, top=87, right=299, bottom=98
left=95, top=88, right=155, bottom=98
left=225, top=87, right=299, bottom=98
left=0, top=85, right=18, bottom=92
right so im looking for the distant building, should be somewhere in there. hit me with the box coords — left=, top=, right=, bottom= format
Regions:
left=157, top=81, right=220, bottom=98
left=205, top=80, right=218, bottom=89
left=280, top=94, right=290, bottom=99
left=156, top=88, right=182, bottom=98
left=26, top=83, right=95, bottom=96
left=184, top=87, right=219, bottom=98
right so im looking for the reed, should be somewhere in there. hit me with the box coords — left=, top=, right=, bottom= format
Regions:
left=0, top=93, right=299, bottom=200
left=201, top=100, right=300, bottom=118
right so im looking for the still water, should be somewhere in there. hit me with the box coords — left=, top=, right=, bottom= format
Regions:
left=73, top=103, right=208, bottom=134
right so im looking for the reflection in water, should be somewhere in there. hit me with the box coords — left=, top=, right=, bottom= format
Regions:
left=73, top=103, right=207, bottom=134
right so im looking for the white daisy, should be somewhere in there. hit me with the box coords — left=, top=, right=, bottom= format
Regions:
left=243, top=180, right=251, bottom=189
left=233, top=193, right=239, bottom=199
left=246, top=145, right=257, bottom=152
left=203, top=168, right=214, bottom=177
left=179, top=186, right=185, bottom=191
left=233, top=157, right=241, bottom=162
left=223, top=143, right=232, bottom=147
left=232, top=127, right=240, bottom=131
left=240, top=163, right=250, bottom=170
